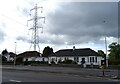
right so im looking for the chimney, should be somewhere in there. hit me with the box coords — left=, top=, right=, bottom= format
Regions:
left=73, top=46, right=75, bottom=51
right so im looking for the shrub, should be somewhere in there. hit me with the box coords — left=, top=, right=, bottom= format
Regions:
left=2, top=56, right=7, bottom=62
left=23, top=61, right=31, bottom=65
left=51, top=61, right=55, bottom=64
left=72, top=61, right=77, bottom=64
left=64, top=60, right=73, bottom=64
left=16, top=57, right=23, bottom=64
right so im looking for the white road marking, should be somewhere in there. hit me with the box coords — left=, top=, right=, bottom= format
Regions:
left=9, top=80, right=21, bottom=82
left=108, top=79, right=120, bottom=82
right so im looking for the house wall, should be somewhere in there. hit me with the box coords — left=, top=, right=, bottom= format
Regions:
left=4, top=54, right=10, bottom=61
left=9, top=57, right=14, bottom=61
left=23, top=57, right=36, bottom=61
left=77, top=56, right=102, bottom=66
left=23, top=57, right=48, bottom=62
left=48, top=56, right=102, bottom=66
left=22, top=55, right=102, bottom=66
left=48, top=56, right=57, bottom=64
left=35, top=57, right=48, bottom=62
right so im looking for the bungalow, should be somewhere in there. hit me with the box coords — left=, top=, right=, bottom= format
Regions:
left=48, top=47, right=103, bottom=67
left=17, top=51, right=40, bottom=61
left=17, top=51, right=48, bottom=62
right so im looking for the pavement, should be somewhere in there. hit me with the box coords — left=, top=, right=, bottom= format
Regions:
left=1, top=65, right=120, bottom=79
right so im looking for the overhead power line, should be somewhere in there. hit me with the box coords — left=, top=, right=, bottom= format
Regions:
left=0, top=13, right=27, bottom=27
left=0, top=13, right=30, bottom=36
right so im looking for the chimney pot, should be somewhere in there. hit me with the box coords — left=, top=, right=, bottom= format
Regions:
left=73, top=46, right=75, bottom=51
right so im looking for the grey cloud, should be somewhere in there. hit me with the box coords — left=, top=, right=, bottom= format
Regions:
left=39, top=34, right=66, bottom=45
left=0, top=22, right=6, bottom=42
left=45, top=2, right=118, bottom=45
left=16, top=36, right=30, bottom=43
left=0, top=30, right=5, bottom=42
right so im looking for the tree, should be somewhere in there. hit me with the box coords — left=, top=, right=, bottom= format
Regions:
left=42, top=46, right=53, bottom=57
left=108, top=42, right=120, bottom=60
left=1, top=49, right=8, bottom=62
left=2, top=49, right=8, bottom=55
left=98, top=50, right=106, bottom=57
left=98, top=50, right=106, bottom=65
left=2, top=56, right=7, bottom=62
left=108, top=42, right=120, bottom=65
left=16, top=56, right=23, bottom=64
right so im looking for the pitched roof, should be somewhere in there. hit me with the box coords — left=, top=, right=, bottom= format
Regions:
left=9, top=52, right=16, bottom=57
left=50, top=48, right=101, bottom=57
left=17, top=51, right=40, bottom=57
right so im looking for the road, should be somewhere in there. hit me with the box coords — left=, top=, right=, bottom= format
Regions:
left=2, top=69, right=119, bottom=83
left=2, top=65, right=119, bottom=77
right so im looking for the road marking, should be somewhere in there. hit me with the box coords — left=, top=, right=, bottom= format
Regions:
left=108, top=79, right=120, bottom=82
left=9, top=80, right=21, bottom=82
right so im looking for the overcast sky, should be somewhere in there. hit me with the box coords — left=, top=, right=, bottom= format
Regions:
left=0, top=0, right=119, bottom=54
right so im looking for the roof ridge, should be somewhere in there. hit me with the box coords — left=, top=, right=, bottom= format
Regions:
left=59, top=48, right=91, bottom=51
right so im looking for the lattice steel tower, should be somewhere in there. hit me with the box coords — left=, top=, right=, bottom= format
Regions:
left=27, top=4, right=45, bottom=52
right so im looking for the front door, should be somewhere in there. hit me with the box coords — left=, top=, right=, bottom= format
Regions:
left=81, top=58, right=85, bottom=64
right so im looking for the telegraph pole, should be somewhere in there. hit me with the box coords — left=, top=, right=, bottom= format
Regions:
left=27, top=4, right=45, bottom=52
left=14, top=42, right=17, bottom=65
left=103, top=20, right=108, bottom=68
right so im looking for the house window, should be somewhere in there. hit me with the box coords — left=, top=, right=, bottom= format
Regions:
left=74, top=57, right=76, bottom=61
left=65, top=57, right=67, bottom=61
left=52, top=58, right=54, bottom=61
left=88, top=57, right=89, bottom=62
left=56, top=57, right=57, bottom=61
left=74, top=57, right=79, bottom=62
left=90, top=57, right=92, bottom=62
left=95, top=57, right=97, bottom=62
left=59, top=58, right=62, bottom=62
left=65, top=57, right=69, bottom=60
left=81, top=58, right=85, bottom=64
left=92, top=57, right=94, bottom=62
left=77, top=57, right=79, bottom=62
left=42, top=58, right=44, bottom=62
left=90, top=57, right=95, bottom=62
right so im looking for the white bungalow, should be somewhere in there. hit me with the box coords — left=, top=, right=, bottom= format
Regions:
left=17, top=51, right=48, bottom=62
left=48, top=47, right=103, bottom=67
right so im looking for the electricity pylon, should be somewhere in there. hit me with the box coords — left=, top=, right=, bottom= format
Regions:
left=27, top=4, right=45, bottom=52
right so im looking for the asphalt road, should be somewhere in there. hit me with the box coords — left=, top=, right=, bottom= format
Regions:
left=2, top=65, right=119, bottom=77
left=2, top=69, right=119, bottom=83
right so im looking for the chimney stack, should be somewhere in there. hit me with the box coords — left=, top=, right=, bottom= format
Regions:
left=73, top=46, right=75, bottom=51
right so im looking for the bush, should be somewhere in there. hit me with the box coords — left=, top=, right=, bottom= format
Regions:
left=16, top=57, right=23, bottom=64
left=2, top=56, right=7, bottom=62
left=58, top=60, right=64, bottom=63
left=51, top=61, right=55, bottom=64
left=64, top=60, right=73, bottom=64
left=72, top=61, right=77, bottom=64
left=39, top=61, right=48, bottom=64
left=59, top=60, right=77, bottom=64
left=23, top=61, right=31, bottom=65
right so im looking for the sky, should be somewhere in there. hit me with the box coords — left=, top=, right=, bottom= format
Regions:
left=0, top=0, right=119, bottom=54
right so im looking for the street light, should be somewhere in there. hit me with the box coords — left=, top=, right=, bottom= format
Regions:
left=14, top=42, right=17, bottom=65
left=103, top=20, right=108, bottom=68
